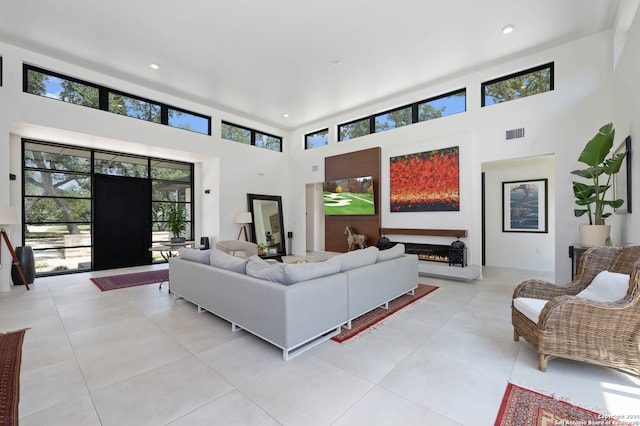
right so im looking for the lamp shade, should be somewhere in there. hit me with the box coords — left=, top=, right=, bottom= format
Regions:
left=0, top=206, right=19, bottom=225
left=234, top=212, right=252, bottom=224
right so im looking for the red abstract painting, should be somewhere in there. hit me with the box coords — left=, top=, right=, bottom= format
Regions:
left=390, top=146, right=459, bottom=212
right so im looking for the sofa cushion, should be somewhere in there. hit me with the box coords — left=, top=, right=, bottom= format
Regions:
left=246, top=256, right=343, bottom=285
left=377, top=243, right=405, bottom=262
left=246, top=256, right=286, bottom=283
left=282, top=257, right=342, bottom=284
left=577, top=270, right=629, bottom=302
left=513, top=297, right=548, bottom=324
left=334, top=246, right=379, bottom=272
left=178, top=248, right=210, bottom=264
left=210, top=248, right=248, bottom=274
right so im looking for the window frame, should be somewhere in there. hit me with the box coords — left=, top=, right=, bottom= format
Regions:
left=304, top=128, right=329, bottom=149
left=23, top=64, right=212, bottom=135
left=22, top=139, right=195, bottom=277
left=337, top=88, right=467, bottom=142
left=417, top=88, right=467, bottom=122
left=221, top=120, right=282, bottom=152
left=481, top=62, right=554, bottom=107
left=374, top=105, right=413, bottom=133
left=338, top=117, right=372, bottom=142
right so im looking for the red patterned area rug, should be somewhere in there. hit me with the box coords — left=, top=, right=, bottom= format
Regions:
left=90, top=269, right=168, bottom=291
left=0, top=329, right=27, bottom=426
left=331, top=283, right=438, bottom=343
left=495, top=383, right=632, bottom=426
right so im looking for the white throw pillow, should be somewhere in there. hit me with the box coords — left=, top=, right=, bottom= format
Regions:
left=334, top=246, right=379, bottom=271
left=513, top=297, right=549, bottom=324
left=577, top=270, right=630, bottom=303
left=376, top=243, right=405, bottom=262
left=246, top=256, right=286, bottom=283
left=209, top=249, right=248, bottom=274
left=178, top=248, right=210, bottom=264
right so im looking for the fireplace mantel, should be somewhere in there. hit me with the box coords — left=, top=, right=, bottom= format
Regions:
left=380, top=228, right=467, bottom=238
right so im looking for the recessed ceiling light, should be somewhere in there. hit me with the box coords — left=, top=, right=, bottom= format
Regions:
left=149, top=63, right=160, bottom=70
left=502, top=25, right=515, bottom=35
left=283, top=113, right=289, bottom=118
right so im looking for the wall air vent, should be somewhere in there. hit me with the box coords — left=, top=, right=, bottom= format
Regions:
left=506, top=127, right=525, bottom=140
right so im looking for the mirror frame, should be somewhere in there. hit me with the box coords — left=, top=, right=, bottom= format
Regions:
left=247, top=193, right=286, bottom=257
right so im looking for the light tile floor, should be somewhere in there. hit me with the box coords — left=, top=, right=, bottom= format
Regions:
left=2, top=264, right=639, bottom=425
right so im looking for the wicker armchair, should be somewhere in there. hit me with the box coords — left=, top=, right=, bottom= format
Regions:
left=512, top=245, right=640, bottom=375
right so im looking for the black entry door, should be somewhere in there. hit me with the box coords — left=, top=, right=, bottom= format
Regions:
left=93, top=174, right=151, bottom=270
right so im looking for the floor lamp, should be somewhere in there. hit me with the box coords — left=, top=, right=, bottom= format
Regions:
left=235, top=212, right=252, bottom=241
left=0, top=206, right=29, bottom=290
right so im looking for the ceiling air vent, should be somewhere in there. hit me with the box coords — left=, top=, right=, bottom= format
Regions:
left=506, top=127, right=525, bottom=140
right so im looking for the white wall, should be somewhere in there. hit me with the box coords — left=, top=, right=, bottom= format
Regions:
left=613, top=4, right=640, bottom=245
left=288, top=31, right=615, bottom=283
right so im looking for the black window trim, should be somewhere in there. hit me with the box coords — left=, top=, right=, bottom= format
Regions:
left=417, top=87, right=467, bottom=114
left=304, top=128, right=329, bottom=149
left=337, top=116, right=372, bottom=142
left=337, top=87, right=467, bottom=141
left=481, top=62, right=554, bottom=107
left=221, top=120, right=283, bottom=152
left=23, top=63, right=212, bottom=135
left=22, top=138, right=195, bottom=276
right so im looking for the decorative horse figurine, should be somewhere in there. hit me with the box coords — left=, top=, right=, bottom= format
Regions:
left=344, top=226, right=367, bottom=251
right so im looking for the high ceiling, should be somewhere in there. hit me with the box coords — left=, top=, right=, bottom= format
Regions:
left=0, top=1, right=633, bottom=130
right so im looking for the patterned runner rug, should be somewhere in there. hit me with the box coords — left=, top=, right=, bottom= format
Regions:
left=90, top=269, right=168, bottom=291
left=495, top=382, right=632, bottom=425
left=332, top=283, right=438, bottom=343
left=0, top=329, right=27, bottom=426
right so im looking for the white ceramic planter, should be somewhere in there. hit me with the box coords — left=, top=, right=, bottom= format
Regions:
left=579, top=224, right=611, bottom=247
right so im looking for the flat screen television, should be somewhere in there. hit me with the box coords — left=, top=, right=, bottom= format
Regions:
left=323, top=176, right=375, bottom=215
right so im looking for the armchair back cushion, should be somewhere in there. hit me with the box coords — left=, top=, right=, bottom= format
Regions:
left=576, top=270, right=630, bottom=302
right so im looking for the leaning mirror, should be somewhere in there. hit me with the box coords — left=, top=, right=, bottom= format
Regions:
left=247, top=194, right=285, bottom=257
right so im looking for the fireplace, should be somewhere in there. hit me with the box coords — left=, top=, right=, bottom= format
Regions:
left=378, top=239, right=467, bottom=267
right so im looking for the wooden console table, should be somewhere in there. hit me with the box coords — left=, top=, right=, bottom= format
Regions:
left=568, top=245, right=588, bottom=280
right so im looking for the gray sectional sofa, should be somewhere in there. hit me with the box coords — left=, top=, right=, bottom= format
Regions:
left=169, top=244, right=418, bottom=360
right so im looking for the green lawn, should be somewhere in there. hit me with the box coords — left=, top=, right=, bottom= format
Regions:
left=324, top=192, right=375, bottom=215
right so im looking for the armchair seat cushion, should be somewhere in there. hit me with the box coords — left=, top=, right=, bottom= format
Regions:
left=513, top=297, right=548, bottom=323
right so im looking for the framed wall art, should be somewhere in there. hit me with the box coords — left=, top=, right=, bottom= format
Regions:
left=389, top=146, right=459, bottom=212
left=614, top=135, right=632, bottom=214
left=502, top=178, right=548, bottom=233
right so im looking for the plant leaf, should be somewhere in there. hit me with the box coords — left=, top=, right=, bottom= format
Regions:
left=570, top=166, right=604, bottom=179
left=577, top=123, right=614, bottom=166
left=603, top=152, right=626, bottom=175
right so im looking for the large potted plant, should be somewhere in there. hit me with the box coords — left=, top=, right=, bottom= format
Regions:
left=167, top=204, right=187, bottom=243
left=571, top=122, right=626, bottom=247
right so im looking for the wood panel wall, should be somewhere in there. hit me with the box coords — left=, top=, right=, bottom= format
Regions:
left=325, top=147, right=381, bottom=252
